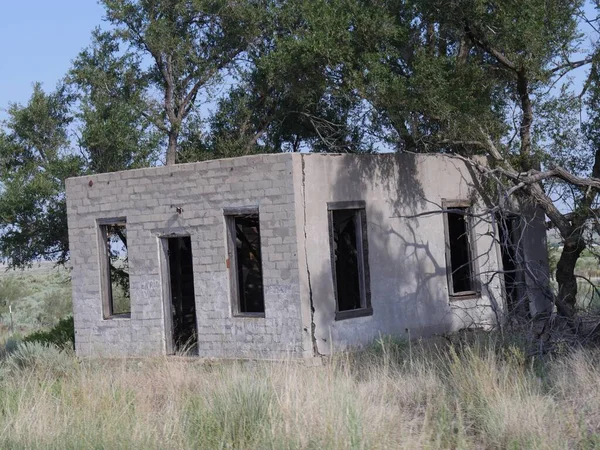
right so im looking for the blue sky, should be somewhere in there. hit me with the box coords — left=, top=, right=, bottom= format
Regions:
left=0, top=1, right=596, bottom=119
left=0, top=1, right=104, bottom=116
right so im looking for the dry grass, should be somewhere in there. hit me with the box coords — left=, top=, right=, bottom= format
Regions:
left=0, top=335, right=599, bottom=449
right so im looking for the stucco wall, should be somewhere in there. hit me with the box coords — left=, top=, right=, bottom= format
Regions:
left=293, top=153, right=506, bottom=355
left=66, top=154, right=303, bottom=358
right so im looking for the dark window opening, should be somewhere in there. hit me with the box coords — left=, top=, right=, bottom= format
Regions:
left=99, top=220, right=130, bottom=318
left=329, top=204, right=371, bottom=319
left=167, top=236, right=198, bottom=352
left=226, top=212, right=265, bottom=315
left=445, top=206, right=476, bottom=296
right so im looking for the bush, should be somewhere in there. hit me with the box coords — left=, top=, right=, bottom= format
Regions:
left=0, top=341, right=76, bottom=378
left=39, top=288, right=72, bottom=327
left=23, top=316, right=74, bottom=349
left=2, top=336, right=21, bottom=356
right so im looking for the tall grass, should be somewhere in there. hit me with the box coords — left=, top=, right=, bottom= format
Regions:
left=0, top=336, right=599, bottom=449
left=0, top=268, right=72, bottom=343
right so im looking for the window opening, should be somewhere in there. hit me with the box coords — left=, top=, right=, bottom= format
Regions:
left=99, top=220, right=130, bottom=318
left=329, top=203, right=371, bottom=319
left=226, top=211, right=265, bottom=315
left=444, top=205, right=477, bottom=297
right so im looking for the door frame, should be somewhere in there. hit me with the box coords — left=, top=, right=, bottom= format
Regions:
left=159, top=237, right=175, bottom=355
left=159, top=234, right=198, bottom=355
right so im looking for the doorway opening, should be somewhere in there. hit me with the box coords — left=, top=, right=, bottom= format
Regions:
left=164, top=236, right=198, bottom=354
left=496, top=215, right=526, bottom=315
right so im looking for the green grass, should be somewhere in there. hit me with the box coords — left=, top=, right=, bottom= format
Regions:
left=110, top=280, right=131, bottom=315
left=548, top=247, right=600, bottom=279
left=0, top=335, right=599, bottom=449
left=0, top=266, right=72, bottom=345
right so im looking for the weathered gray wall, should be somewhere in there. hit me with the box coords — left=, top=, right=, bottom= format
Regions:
left=66, top=154, right=303, bottom=358
left=520, top=202, right=553, bottom=317
left=293, top=153, right=506, bottom=355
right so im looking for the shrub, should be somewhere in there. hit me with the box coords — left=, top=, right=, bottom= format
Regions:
left=0, top=341, right=76, bottom=378
left=39, top=289, right=72, bottom=327
left=2, top=336, right=21, bottom=356
left=23, top=316, right=74, bottom=349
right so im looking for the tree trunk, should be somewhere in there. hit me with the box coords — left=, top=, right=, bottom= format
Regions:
left=554, top=148, right=600, bottom=320
left=517, top=70, right=533, bottom=169
left=555, top=235, right=585, bottom=319
left=166, top=131, right=178, bottom=165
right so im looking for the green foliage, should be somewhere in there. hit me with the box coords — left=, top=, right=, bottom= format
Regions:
left=185, top=376, right=274, bottom=447
left=0, top=268, right=72, bottom=342
left=221, top=0, right=394, bottom=153
left=68, top=29, right=161, bottom=172
left=22, top=316, right=75, bottom=349
left=100, top=0, right=268, bottom=163
left=244, top=0, right=582, bottom=157
left=0, top=341, right=76, bottom=379
left=0, top=85, right=84, bottom=267
left=39, top=289, right=73, bottom=327
left=2, top=333, right=600, bottom=448
left=1, top=337, right=21, bottom=356
left=0, top=276, right=32, bottom=315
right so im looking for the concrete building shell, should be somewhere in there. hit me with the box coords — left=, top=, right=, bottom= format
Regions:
left=65, top=153, right=550, bottom=358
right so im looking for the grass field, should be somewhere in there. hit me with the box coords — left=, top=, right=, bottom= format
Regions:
left=0, top=335, right=599, bottom=449
left=0, top=258, right=599, bottom=448
left=0, top=265, right=72, bottom=345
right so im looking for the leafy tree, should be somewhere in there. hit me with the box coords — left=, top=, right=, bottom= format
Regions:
left=0, top=31, right=166, bottom=269
left=100, top=0, right=267, bottom=164
left=0, top=85, right=83, bottom=267
left=233, top=0, right=600, bottom=320
left=68, top=29, right=162, bottom=173
left=0, top=0, right=267, bottom=268
left=210, top=0, right=383, bottom=153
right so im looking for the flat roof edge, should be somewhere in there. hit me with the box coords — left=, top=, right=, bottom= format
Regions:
left=66, top=151, right=486, bottom=184
left=65, top=152, right=294, bottom=183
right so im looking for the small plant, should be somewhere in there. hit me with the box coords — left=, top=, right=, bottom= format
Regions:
left=0, top=341, right=76, bottom=378
left=23, top=316, right=74, bottom=349
left=186, top=375, right=274, bottom=448
left=2, top=336, right=21, bottom=356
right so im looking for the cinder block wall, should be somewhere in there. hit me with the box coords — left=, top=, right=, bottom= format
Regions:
left=66, top=154, right=303, bottom=358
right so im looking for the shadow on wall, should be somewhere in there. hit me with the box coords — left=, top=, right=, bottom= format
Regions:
left=304, top=152, right=497, bottom=353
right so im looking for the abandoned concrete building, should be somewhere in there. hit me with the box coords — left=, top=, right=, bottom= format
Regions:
left=65, top=153, right=550, bottom=358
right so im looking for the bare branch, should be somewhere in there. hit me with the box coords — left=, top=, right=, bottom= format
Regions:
left=548, top=57, right=594, bottom=74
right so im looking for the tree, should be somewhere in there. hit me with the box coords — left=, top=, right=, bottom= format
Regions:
left=0, top=0, right=267, bottom=267
left=100, top=0, right=267, bottom=164
left=0, top=27, right=167, bottom=269
left=236, top=0, right=600, bottom=321
left=68, top=29, right=162, bottom=173
left=0, top=85, right=83, bottom=267
left=210, top=0, right=383, bottom=154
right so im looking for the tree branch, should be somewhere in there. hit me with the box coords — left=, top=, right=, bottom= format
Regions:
left=465, top=23, right=517, bottom=72
left=548, top=57, right=594, bottom=74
